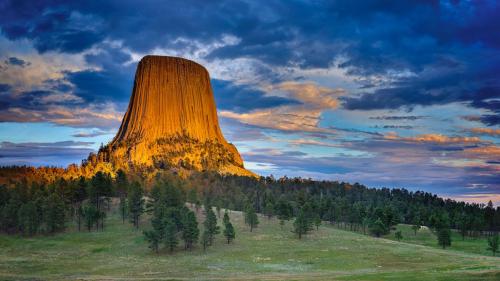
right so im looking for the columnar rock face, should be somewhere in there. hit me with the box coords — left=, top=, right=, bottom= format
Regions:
left=103, top=55, right=253, bottom=176
left=112, top=56, right=225, bottom=146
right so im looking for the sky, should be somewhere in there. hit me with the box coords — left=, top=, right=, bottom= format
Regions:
left=0, top=0, right=498, bottom=205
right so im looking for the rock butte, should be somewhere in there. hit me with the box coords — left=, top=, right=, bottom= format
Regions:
left=103, top=55, right=254, bottom=177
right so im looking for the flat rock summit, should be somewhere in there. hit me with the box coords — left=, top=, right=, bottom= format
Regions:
left=92, top=55, right=254, bottom=177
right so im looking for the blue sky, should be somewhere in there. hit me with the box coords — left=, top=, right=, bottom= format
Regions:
left=0, top=0, right=498, bottom=205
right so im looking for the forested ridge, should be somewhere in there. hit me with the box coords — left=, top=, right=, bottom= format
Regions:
left=0, top=169, right=499, bottom=254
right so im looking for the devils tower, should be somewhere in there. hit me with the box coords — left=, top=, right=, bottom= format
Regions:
left=92, top=55, right=254, bottom=177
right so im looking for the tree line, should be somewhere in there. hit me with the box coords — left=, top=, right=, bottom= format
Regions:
left=1, top=170, right=499, bottom=255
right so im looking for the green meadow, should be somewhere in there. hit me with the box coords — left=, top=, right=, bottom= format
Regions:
left=383, top=223, right=495, bottom=257
left=0, top=207, right=498, bottom=281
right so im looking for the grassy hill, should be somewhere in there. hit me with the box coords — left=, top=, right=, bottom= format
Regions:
left=0, top=206, right=499, bottom=280
left=383, top=224, right=495, bottom=256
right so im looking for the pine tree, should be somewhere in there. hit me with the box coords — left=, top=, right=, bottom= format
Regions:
left=82, top=202, right=98, bottom=232
left=457, top=214, right=469, bottom=240
left=143, top=229, right=161, bottom=253
left=182, top=210, right=199, bottom=250
left=411, top=224, right=420, bottom=236
left=412, top=215, right=421, bottom=236
left=369, top=218, right=387, bottom=238
left=203, top=208, right=220, bottom=245
left=119, top=196, right=128, bottom=224
left=201, top=229, right=210, bottom=252
left=314, top=214, right=321, bottom=230
left=263, top=200, right=274, bottom=219
left=128, top=182, right=144, bottom=229
left=487, top=234, right=499, bottom=256
left=164, top=219, right=178, bottom=253
left=293, top=209, right=312, bottom=239
left=44, top=193, right=66, bottom=233
left=216, top=204, right=221, bottom=218
left=437, top=227, right=451, bottom=249
left=395, top=230, right=403, bottom=241
left=73, top=177, right=87, bottom=232
left=223, top=210, right=230, bottom=226
left=222, top=210, right=235, bottom=244
left=276, top=198, right=292, bottom=229
left=17, top=201, right=39, bottom=236
left=1, top=196, right=22, bottom=233
left=223, top=222, right=235, bottom=244
left=244, top=205, right=259, bottom=232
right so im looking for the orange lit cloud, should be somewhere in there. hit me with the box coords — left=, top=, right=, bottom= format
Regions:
left=271, top=81, right=345, bottom=109
left=384, top=132, right=483, bottom=144
left=220, top=82, right=346, bottom=134
left=447, top=193, right=500, bottom=206
left=469, top=128, right=500, bottom=136
left=220, top=106, right=326, bottom=133
left=464, top=145, right=500, bottom=158
left=0, top=103, right=122, bottom=129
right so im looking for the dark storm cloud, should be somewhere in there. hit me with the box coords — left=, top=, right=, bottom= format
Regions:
left=1, top=0, right=499, bottom=122
left=4, top=57, right=30, bottom=67
left=0, top=84, right=11, bottom=92
left=244, top=137, right=500, bottom=195
left=370, top=116, right=426, bottom=121
left=64, top=46, right=136, bottom=102
left=0, top=141, right=95, bottom=167
left=0, top=141, right=93, bottom=158
left=0, top=2, right=105, bottom=53
left=213, top=79, right=299, bottom=113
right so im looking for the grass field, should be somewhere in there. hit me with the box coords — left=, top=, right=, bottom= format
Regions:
left=0, top=206, right=499, bottom=280
left=383, top=223, right=495, bottom=256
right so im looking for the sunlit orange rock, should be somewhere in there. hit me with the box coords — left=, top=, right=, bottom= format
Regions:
left=103, top=55, right=254, bottom=177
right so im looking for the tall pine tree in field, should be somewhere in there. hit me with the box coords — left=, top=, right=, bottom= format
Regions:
left=369, top=218, right=387, bottom=238
left=437, top=227, right=451, bottom=249
left=487, top=234, right=498, bottom=256
left=44, top=193, right=66, bottom=233
left=223, top=210, right=230, bottom=226
left=203, top=207, right=220, bottom=245
left=223, top=210, right=235, bottom=244
left=18, top=201, right=39, bottom=236
left=182, top=210, right=199, bottom=250
left=276, top=197, right=292, bottom=229
left=201, top=229, right=210, bottom=252
left=293, top=209, right=312, bottom=239
left=164, top=218, right=178, bottom=253
left=244, top=205, right=259, bottom=232
left=223, top=222, right=235, bottom=244
left=144, top=229, right=161, bottom=253
left=128, top=182, right=144, bottom=229
left=395, top=230, right=403, bottom=241
left=116, top=169, right=129, bottom=224
left=82, top=202, right=98, bottom=231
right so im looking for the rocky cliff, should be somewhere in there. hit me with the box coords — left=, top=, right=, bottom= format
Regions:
left=92, top=55, right=254, bottom=177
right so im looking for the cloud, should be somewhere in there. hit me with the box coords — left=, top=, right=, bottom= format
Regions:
left=212, top=79, right=299, bottom=113
left=220, top=81, right=346, bottom=134
left=220, top=105, right=326, bottom=133
left=270, top=81, right=345, bottom=109
left=0, top=103, right=123, bottom=129
left=468, top=128, right=500, bottom=136
left=378, top=125, right=414, bottom=129
left=448, top=194, right=500, bottom=206
left=384, top=132, right=483, bottom=145
left=0, top=141, right=95, bottom=167
left=370, top=115, right=426, bottom=120
left=288, top=139, right=340, bottom=148
left=4, top=57, right=30, bottom=67
left=463, top=146, right=500, bottom=159
left=0, top=0, right=499, bottom=202
left=72, top=129, right=112, bottom=138
left=1, top=8, right=105, bottom=53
